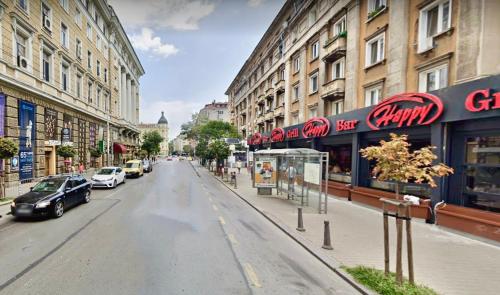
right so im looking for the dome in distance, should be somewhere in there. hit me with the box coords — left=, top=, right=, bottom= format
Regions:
left=158, top=111, right=168, bottom=124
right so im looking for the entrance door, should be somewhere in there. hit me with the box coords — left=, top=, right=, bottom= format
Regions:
left=45, top=151, right=51, bottom=176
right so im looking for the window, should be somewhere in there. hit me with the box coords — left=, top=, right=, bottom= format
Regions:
left=365, top=85, right=382, bottom=107
left=279, top=68, right=285, bottom=80
left=368, top=0, right=386, bottom=14
left=86, top=23, right=92, bottom=40
left=332, top=58, right=345, bottom=80
left=76, top=38, right=82, bottom=59
left=87, top=50, right=92, bottom=69
left=61, top=60, right=69, bottom=91
left=332, top=99, right=344, bottom=115
left=419, top=64, right=448, bottom=92
left=60, top=23, right=68, bottom=48
left=293, top=84, right=300, bottom=101
left=15, top=28, right=31, bottom=70
left=96, top=35, right=101, bottom=51
left=309, top=72, right=318, bottom=94
left=96, top=87, right=101, bottom=108
left=42, top=50, right=52, bottom=82
left=18, top=0, right=28, bottom=11
left=76, top=73, right=83, bottom=98
left=59, top=0, right=68, bottom=11
left=41, top=3, right=52, bottom=31
left=334, top=18, right=346, bottom=38
left=104, top=68, right=108, bottom=82
left=88, top=81, right=93, bottom=103
left=418, top=0, right=451, bottom=52
left=309, top=107, right=317, bottom=118
left=311, top=41, right=319, bottom=60
left=104, top=93, right=110, bottom=112
left=96, top=60, right=100, bottom=76
left=365, top=32, right=385, bottom=67
left=75, top=8, right=82, bottom=27
left=292, top=113, right=299, bottom=125
left=293, top=56, right=300, bottom=73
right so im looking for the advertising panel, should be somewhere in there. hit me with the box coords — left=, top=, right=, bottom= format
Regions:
left=304, top=162, right=321, bottom=185
left=45, top=108, right=58, bottom=141
left=19, top=101, right=35, bottom=180
left=62, top=114, right=73, bottom=143
left=254, top=157, right=277, bottom=188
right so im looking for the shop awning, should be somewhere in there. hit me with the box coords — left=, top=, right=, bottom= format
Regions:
left=113, top=143, right=127, bottom=154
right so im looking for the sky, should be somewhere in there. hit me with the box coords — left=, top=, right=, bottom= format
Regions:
left=108, top=0, right=286, bottom=140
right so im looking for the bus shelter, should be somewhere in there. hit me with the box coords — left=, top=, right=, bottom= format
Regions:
left=253, top=148, right=329, bottom=213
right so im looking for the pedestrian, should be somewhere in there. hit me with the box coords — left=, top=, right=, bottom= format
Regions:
left=78, top=162, right=85, bottom=175
left=236, top=160, right=242, bottom=174
left=286, top=164, right=297, bottom=193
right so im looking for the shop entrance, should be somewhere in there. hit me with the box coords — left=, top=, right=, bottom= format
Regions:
left=44, top=146, right=57, bottom=176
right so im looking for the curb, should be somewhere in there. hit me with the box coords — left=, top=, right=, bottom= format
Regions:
left=199, top=164, right=374, bottom=295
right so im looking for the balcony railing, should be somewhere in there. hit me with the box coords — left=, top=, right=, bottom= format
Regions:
left=275, top=80, right=285, bottom=93
left=321, top=78, right=345, bottom=100
left=265, top=87, right=274, bottom=97
left=323, top=35, right=346, bottom=62
left=274, top=105, right=284, bottom=117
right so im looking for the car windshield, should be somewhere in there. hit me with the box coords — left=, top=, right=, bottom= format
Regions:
left=32, top=179, right=66, bottom=192
left=125, top=163, right=139, bottom=168
left=97, top=168, right=115, bottom=175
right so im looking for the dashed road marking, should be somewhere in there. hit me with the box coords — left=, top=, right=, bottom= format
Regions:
left=227, top=234, right=238, bottom=245
left=208, top=197, right=213, bottom=202
left=218, top=216, right=226, bottom=225
left=243, top=263, right=262, bottom=288
left=212, top=204, right=218, bottom=211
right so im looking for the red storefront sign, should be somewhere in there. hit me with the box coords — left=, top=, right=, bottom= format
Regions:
left=465, top=88, right=500, bottom=112
left=249, top=133, right=262, bottom=145
left=302, top=117, right=330, bottom=138
left=287, top=128, right=299, bottom=139
left=367, top=93, right=444, bottom=130
left=336, top=119, right=359, bottom=132
left=271, top=128, right=285, bottom=142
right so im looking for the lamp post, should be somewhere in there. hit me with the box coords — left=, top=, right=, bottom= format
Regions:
left=106, top=114, right=111, bottom=166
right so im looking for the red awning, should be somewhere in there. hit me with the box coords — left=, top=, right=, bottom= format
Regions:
left=113, top=143, right=127, bottom=154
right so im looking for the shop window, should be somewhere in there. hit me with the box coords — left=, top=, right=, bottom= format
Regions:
left=419, top=64, right=448, bottom=92
left=326, top=145, right=352, bottom=183
left=463, top=135, right=500, bottom=212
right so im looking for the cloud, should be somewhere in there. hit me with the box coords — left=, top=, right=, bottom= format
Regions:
left=130, top=28, right=179, bottom=58
left=109, top=0, right=215, bottom=31
left=248, top=0, right=265, bottom=7
left=140, top=100, right=204, bottom=140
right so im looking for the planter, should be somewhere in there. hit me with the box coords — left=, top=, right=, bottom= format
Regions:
left=327, top=180, right=351, bottom=199
left=436, top=204, right=500, bottom=242
left=350, top=186, right=432, bottom=220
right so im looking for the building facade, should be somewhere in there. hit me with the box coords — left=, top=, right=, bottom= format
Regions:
left=227, top=0, right=500, bottom=241
left=0, top=0, right=144, bottom=185
left=138, top=112, right=169, bottom=156
left=197, top=101, right=229, bottom=124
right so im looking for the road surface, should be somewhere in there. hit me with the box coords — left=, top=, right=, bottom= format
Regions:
left=0, top=160, right=359, bottom=294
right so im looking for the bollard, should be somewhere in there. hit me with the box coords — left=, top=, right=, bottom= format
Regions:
left=322, top=220, right=333, bottom=250
left=296, top=207, right=305, bottom=232
left=234, top=174, right=238, bottom=189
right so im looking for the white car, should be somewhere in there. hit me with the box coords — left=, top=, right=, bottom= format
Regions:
left=91, top=167, right=126, bottom=188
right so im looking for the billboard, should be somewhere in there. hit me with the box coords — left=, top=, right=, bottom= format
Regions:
left=62, top=114, right=72, bottom=143
left=45, top=108, right=57, bottom=141
left=254, top=157, right=277, bottom=188
left=19, top=101, right=35, bottom=180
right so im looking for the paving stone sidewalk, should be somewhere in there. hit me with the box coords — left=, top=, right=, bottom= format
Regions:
left=206, top=164, right=500, bottom=295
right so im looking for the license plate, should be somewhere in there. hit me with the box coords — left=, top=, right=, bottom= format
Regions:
left=17, top=208, right=32, bottom=214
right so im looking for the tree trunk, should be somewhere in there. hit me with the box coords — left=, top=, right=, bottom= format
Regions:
left=395, top=181, right=400, bottom=200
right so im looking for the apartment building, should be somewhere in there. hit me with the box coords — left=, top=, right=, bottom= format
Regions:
left=197, top=101, right=229, bottom=124
left=227, top=0, right=500, bottom=241
left=0, top=0, right=144, bottom=185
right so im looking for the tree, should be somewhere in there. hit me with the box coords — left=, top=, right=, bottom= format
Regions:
left=198, top=121, right=240, bottom=141
left=359, top=133, right=454, bottom=198
left=182, top=144, right=193, bottom=156
left=141, top=131, right=164, bottom=157
left=57, top=145, right=76, bottom=159
left=0, top=138, right=18, bottom=199
left=208, top=140, right=230, bottom=162
left=89, top=148, right=103, bottom=158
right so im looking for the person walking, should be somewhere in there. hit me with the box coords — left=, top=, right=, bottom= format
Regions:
left=78, top=162, right=85, bottom=175
left=236, top=160, right=242, bottom=174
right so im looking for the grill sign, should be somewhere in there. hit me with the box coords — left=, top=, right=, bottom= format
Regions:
left=465, top=88, right=500, bottom=112
left=366, top=93, right=444, bottom=130
left=302, top=117, right=330, bottom=138
left=249, top=133, right=262, bottom=145
left=271, top=128, right=285, bottom=142
left=287, top=128, right=299, bottom=139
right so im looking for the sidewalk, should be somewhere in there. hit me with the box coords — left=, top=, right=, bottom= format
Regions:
left=206, top=164, right=500, bottom=295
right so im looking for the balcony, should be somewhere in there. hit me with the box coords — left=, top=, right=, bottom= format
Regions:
left=265, top=110, right=274, bottom=121
left=323, top=35, right=346, bottom=62
left=321, top=78, right=345, bottom=100
left=257, top=94, right=266, bottom=105
left=275, top=80, right=285, bottom=93
left=265, top=87, right=274, bottom=97
left=256, top=116, right=265, bottom=125
left=274, top=105, right=284, bottom=117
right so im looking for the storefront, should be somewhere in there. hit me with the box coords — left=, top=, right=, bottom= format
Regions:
left=248, top=75, right=500, bottom=240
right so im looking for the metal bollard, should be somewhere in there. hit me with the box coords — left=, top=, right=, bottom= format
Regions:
left=234, top=173, right=237, bottom=189
left=296, top=207, right=305, bottom=232
left=322, top=220, right=333, bottom=250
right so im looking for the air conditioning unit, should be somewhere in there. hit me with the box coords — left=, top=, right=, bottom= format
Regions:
left=17, top=56, right=28, bottom=69
left=43, top=16, right=51, bottom=31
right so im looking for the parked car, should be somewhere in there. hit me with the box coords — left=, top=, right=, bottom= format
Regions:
left=143, top=160, right=152, bottom=173
left=10, top=175, right=91, bottom=218
left=123, top=160, right=143, bottom=178
left=91, top=167, right=126, bottom=188
left=167, top=156, right=173, bottom=161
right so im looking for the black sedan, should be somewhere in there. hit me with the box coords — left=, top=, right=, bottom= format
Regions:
left=10, top=175, right=92, bottom=218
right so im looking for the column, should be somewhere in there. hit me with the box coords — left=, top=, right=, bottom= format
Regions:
left=126, top=75, right=132, bottom=122
left=135, top=85, right=140, bottom=124
left=121, top=68, right=127, bottom=119
left=386, top=0, right=409, bottom=96
left=131, top=82, right=137, bottom=124
left=345, top=2, right=361, bottom=111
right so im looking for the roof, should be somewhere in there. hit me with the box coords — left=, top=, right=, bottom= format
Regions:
left=158, top=111, right=168, bottom=124
left=253, top=148, right=325, bottom=155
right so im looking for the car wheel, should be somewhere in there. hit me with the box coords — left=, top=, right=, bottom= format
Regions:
left=84, top=191, right=91, bottom=203
left=113, top=180, right=117, bottom=188
left=53, top=201, right=64, bottom=218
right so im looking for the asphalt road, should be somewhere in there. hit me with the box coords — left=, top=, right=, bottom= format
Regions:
left=0, top=160, right=359, bottom=295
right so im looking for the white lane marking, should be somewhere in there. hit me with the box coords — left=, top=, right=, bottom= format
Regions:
left=208, top=197, right=213, bottom=202
left=212, top=204, right=218, bottom=211
left=227, top=234, right=238, bottom=245
left=243, top=263, right=262, bottom=288
left=218, top=216, right=226, bottom=225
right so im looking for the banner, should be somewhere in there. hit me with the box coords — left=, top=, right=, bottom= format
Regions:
left=78, top=119, right=86, bottom=163
left=254, top=157, right=277, bottom=188
left=45, top=108, right=57, bottom=141
left=19, top=101, right=35, bottom=180
left=89, top=122, right=96, bottom=148
left=62, top=114, right=72, bottom=143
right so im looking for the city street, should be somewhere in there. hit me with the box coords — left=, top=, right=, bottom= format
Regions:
left=0, top=160, right=358, bottom=295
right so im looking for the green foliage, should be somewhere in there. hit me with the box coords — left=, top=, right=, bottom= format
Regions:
left=368, top=5, right=386, bottom=19
left=338, top=31, right=347, bottom=38
left=208, top=140, right=230, bottom=161
left=141, top=131, right=164, bottom=157
left=139, top=150, right=148, bottom=159
left=182, top=144, right=193, bottom=156
left=89, top=148, right=103, bottom=158
left=0, top=138, right=19, bottom=159
left=195, top=139, right=209, bottom=159
left=359, top=133, right=453, bottom=189
left=342, top=266, right=438, bottom=295
left=57, top=145, right=76, bottom=158
left=199, top=121, right=240, bottom=141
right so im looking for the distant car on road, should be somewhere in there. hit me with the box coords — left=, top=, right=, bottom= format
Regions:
left=124, top=160, right=143, bottom=178
left=10, top=175, right=91, bottom=218
left=91, top=167, right=126, bottom=188
left=166, top=156, right=173, bottom=161
left=143, top=160, right=152, bottom=173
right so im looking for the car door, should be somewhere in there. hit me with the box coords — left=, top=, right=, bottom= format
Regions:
left=64, top=179, right=79, bottom=207
left=116, top=168, right=124, bottom=182
left=77, top=177, right=89, bottom=201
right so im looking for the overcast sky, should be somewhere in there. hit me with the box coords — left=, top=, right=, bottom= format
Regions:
left=108, top=0, right=285, bottom=139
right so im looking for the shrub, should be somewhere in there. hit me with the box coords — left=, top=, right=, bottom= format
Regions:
left=57, top=145, right=76, bottom=158
left=0, top=138, right=19, bottom=159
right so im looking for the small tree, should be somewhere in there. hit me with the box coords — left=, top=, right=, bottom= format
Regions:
left=359, top=133, right=453, bottom=199
left=57, top=145, right=76, bottom=159
left=0, top=138, right=19, bottom=199
left=141, top=131, right=164, bottom=157
left=208, top=140, right=230, bottom=174
left=89, top=148, right=103, bottom=158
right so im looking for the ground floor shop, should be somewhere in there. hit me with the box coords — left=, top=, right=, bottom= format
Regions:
left=248, top=75, right=500, bottom=241
left=0, top=82, right=140, bottom=187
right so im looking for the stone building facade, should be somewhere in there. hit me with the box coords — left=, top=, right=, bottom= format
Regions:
left=138, top=112, right=169, bottom=156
